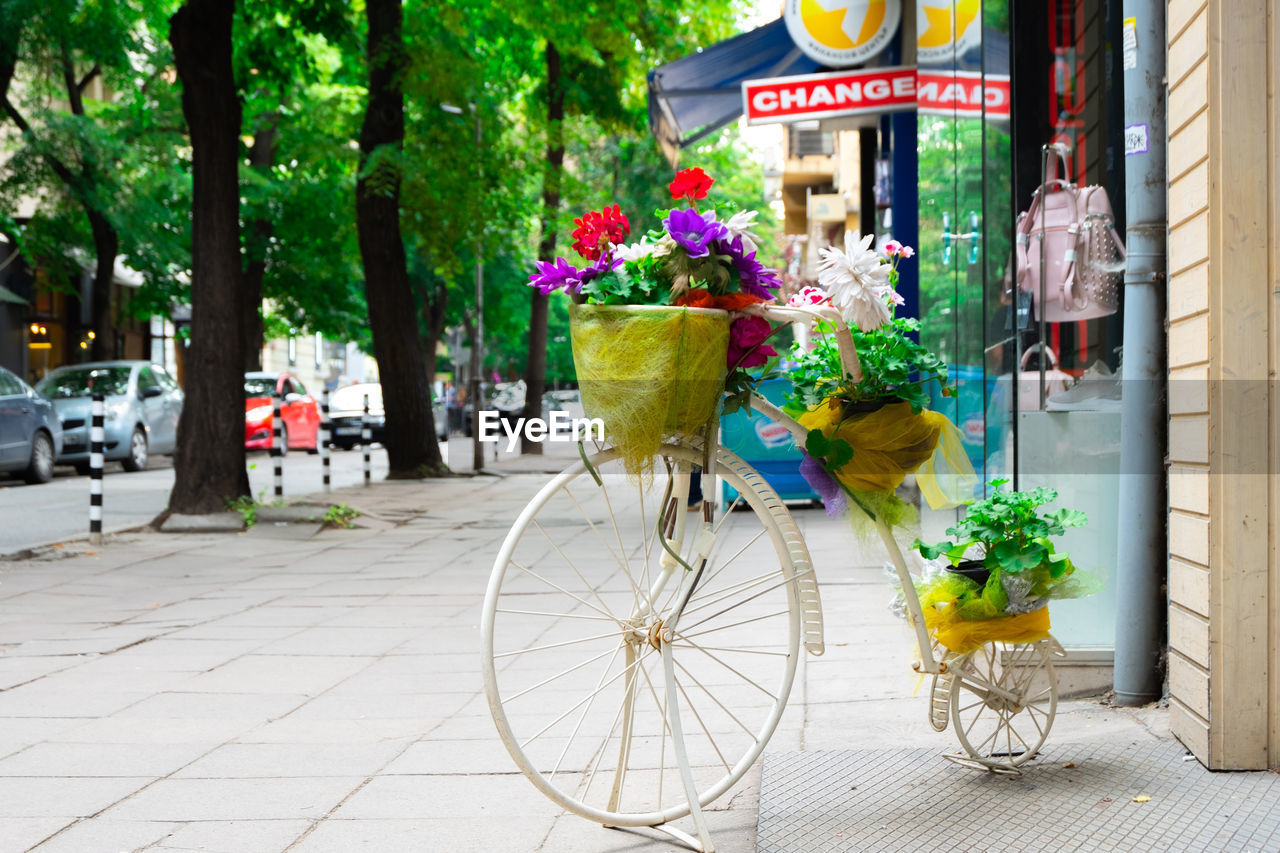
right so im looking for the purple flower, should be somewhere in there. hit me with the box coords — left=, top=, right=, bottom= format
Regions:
left=528, top=257, right=582, bottom=294
left=663, top=208, right=727, bottom=259
left=800, top=453, right=848, bottom=518
left=718, top=235, right=781, bottom=299
left=578, top=252, right=623, bottom=288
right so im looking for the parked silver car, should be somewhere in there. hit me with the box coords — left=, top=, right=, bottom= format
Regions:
left=36, top=361, right=183, bottom=472
left=0, top=365, right=62, bottom=483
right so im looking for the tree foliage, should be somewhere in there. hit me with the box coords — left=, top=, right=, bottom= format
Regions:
left=1, top=0, right=775, bottom=471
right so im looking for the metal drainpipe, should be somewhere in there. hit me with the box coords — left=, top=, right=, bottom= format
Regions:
left=1113, top=1, right=1168, bottom=705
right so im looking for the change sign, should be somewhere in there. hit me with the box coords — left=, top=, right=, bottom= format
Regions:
left=742, top=67, right=918, bottom=124
left=743, top=67, right=1011, bottom=125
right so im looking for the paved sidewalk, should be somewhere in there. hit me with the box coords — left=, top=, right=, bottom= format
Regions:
left=0, top=449, right=1176, bottom=852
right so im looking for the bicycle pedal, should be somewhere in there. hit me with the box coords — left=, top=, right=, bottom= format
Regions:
left=929, top=673, right=953, bottom=731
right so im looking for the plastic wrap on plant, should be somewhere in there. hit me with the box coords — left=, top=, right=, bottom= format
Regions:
left=798, top=399, right=974, bottom=502
left=570, top=304, right=729, bottom=476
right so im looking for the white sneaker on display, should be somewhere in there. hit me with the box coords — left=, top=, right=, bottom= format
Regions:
left=1046, top=360, right=1122, bottom=411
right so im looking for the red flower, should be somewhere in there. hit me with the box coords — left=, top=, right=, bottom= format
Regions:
left=571, top=205, right=630, bottom=261
left=727, top=314, right=776, bottom=369
left=674, top=291, right=767, bottom=311
left=668, top=167, right=715, bottom=201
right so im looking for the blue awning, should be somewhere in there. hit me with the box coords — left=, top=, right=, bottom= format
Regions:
left=648, top=18, right=824, bottom=165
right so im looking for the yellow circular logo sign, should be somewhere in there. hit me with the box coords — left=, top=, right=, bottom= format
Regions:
left=916, top=0, right=982, bottom=64
left=784, top=0, right=902, bottom=67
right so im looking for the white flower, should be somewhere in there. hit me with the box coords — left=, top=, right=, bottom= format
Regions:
left=615, top=238, right=657, bottom=263
left=818, top=231, right=893, bottom=331
left=650, top=234, right=677, bottom=258
left=724, top=209, right=762, bottom=254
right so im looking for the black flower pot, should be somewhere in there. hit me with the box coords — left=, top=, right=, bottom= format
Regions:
left=945, top=559, right=991, bottom=589
left=844, top=397, right=897, bottom=415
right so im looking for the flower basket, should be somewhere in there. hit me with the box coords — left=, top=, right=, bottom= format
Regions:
left=570, top=303, right=730, bottom=474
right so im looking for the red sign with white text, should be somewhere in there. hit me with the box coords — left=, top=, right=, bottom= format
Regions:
left=916, top=70, right=1010, bottom=119
left=743, top=67, right=917, bottom=125
left=742, top=67, right=1010, bottom=125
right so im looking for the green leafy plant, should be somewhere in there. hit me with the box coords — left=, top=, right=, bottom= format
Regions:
left=323, top=504, right=360, bottom=529
left=914, top=480, right=1088, bottom=576
left=227, top=496, right=258, bottom=528
left=785, top=317, right=951, bottom=416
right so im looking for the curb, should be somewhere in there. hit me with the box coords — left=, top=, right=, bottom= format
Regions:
left=0, top=521, right=152, bottom=562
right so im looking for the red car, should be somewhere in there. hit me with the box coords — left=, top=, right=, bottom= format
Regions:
left=244, top=371, right=321, bottom=453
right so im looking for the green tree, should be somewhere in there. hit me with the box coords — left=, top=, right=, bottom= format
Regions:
left=0, top=0, right=183, bottom=361
left=511, top=1, right=744, bottom=453
left=234, top=0, right=363, bottom=369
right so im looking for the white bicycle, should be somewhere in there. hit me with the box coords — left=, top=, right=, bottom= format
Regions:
left=480, top=305, right=1063, bottom=852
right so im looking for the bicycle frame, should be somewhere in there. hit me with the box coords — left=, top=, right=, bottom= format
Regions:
left=741, top=303, right=944, bottom=675
left=646, top=300, right=944, bottom=675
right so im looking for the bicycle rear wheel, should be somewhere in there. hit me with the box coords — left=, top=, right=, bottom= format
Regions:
left=946, top=638, right=1058, bottom=772
left=481, top=443, right=815, bottom=828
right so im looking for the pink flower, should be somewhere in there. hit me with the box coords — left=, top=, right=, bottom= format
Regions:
left=883, top=240, right=915, bottom=259
left=727, top=315, right=776, bottom=369
left=887, top=288, right=905, bottom=306
left=787, top=286, right=828, bottom=307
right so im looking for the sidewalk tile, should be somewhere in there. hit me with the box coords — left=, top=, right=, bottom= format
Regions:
left=0, top=776, right=148, bottom=818
left=330, top=774, right=552, bottom=820
left=150, top=818, right=312, bottom=852
left=178, top=655, right=375, bottom=695
left=173, top=742, right=406, bottom=779
left=0, top=818, right=76, bottom=853
left=0, top=742, right=212, bottom=777
left=290, top=816, right=558, bottom=853
left=101, top=776, right=362, bottom=821
left=25, top=818, right=174, bottom=852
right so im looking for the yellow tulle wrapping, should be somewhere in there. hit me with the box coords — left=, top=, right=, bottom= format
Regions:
left=797, top=399, right=976, bottom=508
left=570, top=304, right=729, bottom=476
left=923, top=605, right=1051, bottom=656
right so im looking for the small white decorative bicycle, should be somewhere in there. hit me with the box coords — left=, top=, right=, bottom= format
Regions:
left=480, top=305, right=1063, bottom=852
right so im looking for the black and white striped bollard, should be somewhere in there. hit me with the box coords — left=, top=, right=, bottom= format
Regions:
left=89, top=393, right=104, bottom=546
left=271, top=392, right=284, bottom=498
left=362, top=393, right=371, bottom=486
left=320, top=386, right=331, bottom=492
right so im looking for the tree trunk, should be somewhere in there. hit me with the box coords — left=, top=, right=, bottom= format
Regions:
left=243, top=120, right=276, bottom=372
left=423, top=279, right=447, bottom=401
left=85, top=209, right=117, bottom=360
left=0, top=5, right=25, bottom=109
left=62, top=47, right=116, bottom=361
left=522, top=40, right=565, bottom=455
left=167, top=0, right=250, bottom=514
left=356, top=0, right=444, bottom=478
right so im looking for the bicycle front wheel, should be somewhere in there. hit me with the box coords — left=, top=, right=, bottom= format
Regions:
left=481, top=443, right=810, bottom=828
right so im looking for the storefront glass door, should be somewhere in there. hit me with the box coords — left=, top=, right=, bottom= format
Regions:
left=916, top=0, right=1123, bottom=650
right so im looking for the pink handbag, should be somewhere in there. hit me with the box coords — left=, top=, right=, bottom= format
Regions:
left=1015, top=145, right=1125, bottom=322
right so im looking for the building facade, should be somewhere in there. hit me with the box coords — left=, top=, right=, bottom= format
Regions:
left=1163, top=0, right=1279, bottom=770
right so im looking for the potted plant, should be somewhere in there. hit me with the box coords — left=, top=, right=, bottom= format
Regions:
left=526, top=168, right=784, bottom=473
left=777, top=237, right=974, bottom=523
left=909, top=480, right=1094, bottom=651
